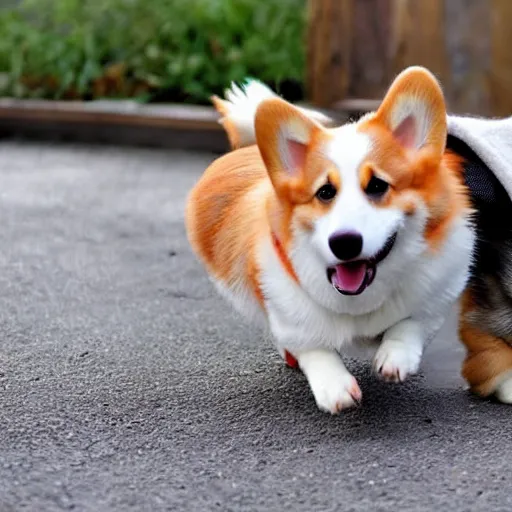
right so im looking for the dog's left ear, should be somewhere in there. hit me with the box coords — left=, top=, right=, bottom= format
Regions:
left=255, top=97, right=322, bottom=198
left=374, top=66, right=447, bottom=159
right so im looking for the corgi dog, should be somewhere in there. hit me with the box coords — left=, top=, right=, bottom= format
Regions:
left=185, top=66, right=512, bottom=413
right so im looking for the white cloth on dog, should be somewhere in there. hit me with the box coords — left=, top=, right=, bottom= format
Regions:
left=448, top=115, right=512, bottom=198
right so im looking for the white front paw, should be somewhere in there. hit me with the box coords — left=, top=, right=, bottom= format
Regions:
left=296, top=349, right=362, bottom=414
left=373, top=340, right=421, bottom=383
left=308, top=367, right=362, bottom=414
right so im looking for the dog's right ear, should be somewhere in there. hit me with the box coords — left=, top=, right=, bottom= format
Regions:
left=255, top=97, right=323, bottom=200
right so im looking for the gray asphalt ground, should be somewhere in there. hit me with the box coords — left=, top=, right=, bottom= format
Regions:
left=0, top=140, right=511, bottom=512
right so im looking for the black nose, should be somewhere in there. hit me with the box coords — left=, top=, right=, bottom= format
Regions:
left=328, top=231, right=363, bottom=261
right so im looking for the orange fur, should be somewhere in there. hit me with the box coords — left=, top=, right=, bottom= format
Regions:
left=459, top=288, right=512, bottom=397
left=185, top=145, right=270, bottom=304
left=186, top=99, right=340, bottom=300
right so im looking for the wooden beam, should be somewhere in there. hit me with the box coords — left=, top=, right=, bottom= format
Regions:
left=0, top=98, right=350, bottom=152
left=0, top=98, right=221, bottom=131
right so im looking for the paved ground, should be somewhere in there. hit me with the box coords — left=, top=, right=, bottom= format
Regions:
left=0, top=140, right=510, bottom=512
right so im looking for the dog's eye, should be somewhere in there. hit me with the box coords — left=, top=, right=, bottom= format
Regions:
left=365, top=176, right=389, bottom=199
left=316, top=183, right=337, bottom=203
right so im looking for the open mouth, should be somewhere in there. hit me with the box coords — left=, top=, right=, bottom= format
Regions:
left=326, top=233, right=397, bottom=296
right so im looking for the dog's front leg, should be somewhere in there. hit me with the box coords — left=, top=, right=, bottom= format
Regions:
left=292, top=348, right=362, bottom=414
left=373, top=318, right=425, bottom=382
left=271, top=314, right=361, bottom=414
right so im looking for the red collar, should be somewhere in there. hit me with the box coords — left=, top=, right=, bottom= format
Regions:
left=271, top=232, right=299, bottom=283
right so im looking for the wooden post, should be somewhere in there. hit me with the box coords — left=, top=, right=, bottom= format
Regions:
left=306, top=0, right=353, bottom=107
left=389, top=0, right=448, bottom=87
left=440, top=0, right=491, bottom=116
left=388, top=0, right=493, bottom=115
left=347, top=0, right=393, bottom=99
left=307, top=0, right=512, bottom=117
left=490, top=0, right=512, bottom=117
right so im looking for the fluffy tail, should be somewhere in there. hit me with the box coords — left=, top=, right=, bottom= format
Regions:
left=211, top=79, right=333, bottom=150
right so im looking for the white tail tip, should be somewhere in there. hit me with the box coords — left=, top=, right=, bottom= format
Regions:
left=212, top=79, right=332, bottom=149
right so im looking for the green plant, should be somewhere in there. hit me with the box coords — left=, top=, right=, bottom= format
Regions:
left=0, top=0, right=306, bottom=103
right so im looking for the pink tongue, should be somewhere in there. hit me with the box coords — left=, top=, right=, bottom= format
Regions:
left=332, top=262, right=367, bottom=293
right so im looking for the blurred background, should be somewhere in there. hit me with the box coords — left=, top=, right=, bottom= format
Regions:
left=0, top=0, right=306, bottom=104
left=0, top=0, right=510, bottom=119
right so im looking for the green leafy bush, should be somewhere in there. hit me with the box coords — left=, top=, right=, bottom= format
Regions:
left=0, top=0, right=306, bottom=103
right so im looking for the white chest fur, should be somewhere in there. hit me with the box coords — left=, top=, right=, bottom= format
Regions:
left=258, top=217, right=475, bottom=356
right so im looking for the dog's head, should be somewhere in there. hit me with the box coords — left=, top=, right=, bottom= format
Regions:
left=255, top=66, right=465, bottom=314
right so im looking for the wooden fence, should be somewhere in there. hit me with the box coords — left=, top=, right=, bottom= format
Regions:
left=307, top=0, right=512, bottom=117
